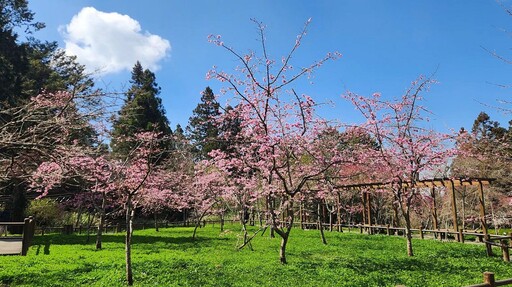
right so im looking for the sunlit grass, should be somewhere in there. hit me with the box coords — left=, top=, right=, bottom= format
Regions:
left=0, top=224, right=510, bottom=286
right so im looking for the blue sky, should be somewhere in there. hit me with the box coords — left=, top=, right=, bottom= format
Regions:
left=28, top=1, right=512, bottom=133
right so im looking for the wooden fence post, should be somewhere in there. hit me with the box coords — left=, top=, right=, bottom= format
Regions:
left=478, top=181, right=492, bottom=256
left=29, top=217, right=35, bottom=242
left=459, top=230, right=464, bottom=243
left=386, top=224, right=390, bottom=236
left=21, top=217, right=31, bottom=256
left=420, top=226, right=424, bottom=240
left=484, top=234, right=493, bottom=257
left=483, top=272, right=495, bottom=287
left=449, top=180, right=461, bottom=242
left=501, top=240, right=510, bottom=262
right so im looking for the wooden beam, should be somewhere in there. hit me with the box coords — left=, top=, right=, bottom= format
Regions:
left=334, top=177, right=495, bottom=190
left=478, top=180, right=492, bottom=256
left=449, top=180, right=460, bottom=242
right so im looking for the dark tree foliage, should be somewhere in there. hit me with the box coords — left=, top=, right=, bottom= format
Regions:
left=218, top=104, right=242, bottom=155
left=0, top=0, right=98, bottom=220
left=0, top=0, right=44, bottom=33
left=471, top=112, right=508, bottom=140
left=0, top=0, right=41, bottom=106
left=453, top=112, right=512, bottom=190
left=187, top=86, right=222, bottom=160
left=111, top=61, right=172, bottom=158
left=0, top=1, right=94, bottom=107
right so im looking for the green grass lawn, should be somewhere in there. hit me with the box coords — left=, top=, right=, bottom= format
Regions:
left=0, top=224, right=510, bottom=286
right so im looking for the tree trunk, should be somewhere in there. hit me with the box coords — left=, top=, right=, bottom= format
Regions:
left=192, top=220, right=201, bottom=239
left=397, top=187, right=414, bottom=257
left=403, top=209, right=414, bottom=257
left=361, top=192, right=367, bottom=228
left=75, top=205, right=83, bottom=228
left=431, top=187, right=439, bottom=229
left=96, top=193, right=106, bottom=250
left=393, top=203, right=400, bottom=228
left=461, top=186, right=466, bottom=231
left=299, top=202, right=304, bottom=230
left=336, top=192, right=343, bottom=232
left=328, top=207, right=333, bottom=232
left=220, top=212, right=225, bottom=232
left=154, top=212, right=159, bottom=232
left=279, top=232, right=289, bottom=264
left=125, top=198, right=134, bottom=286
left=239, top=222, right=254, bottom=251
left=318, top=203, right=327, bottom=245
left=193, top=206, right=212, bottom=239
left=85, top=213, right=94, bottom=244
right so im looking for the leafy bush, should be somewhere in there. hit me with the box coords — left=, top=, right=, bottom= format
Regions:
left=26, top=198, right=64, bottom=226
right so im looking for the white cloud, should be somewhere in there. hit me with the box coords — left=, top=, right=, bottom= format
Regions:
left=60, top=7, right=170, bottom=74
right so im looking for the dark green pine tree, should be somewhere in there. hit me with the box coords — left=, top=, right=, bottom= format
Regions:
left=111, top=61, right=172, bottom=158
left=187, top=87, right=222, bottom=160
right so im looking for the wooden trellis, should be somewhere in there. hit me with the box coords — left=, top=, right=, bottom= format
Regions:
left=334, top=177, right=495, bottom=251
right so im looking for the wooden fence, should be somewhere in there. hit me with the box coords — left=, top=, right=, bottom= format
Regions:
left=0, top=217, right=36, bottom=256
left=397, top=272, right=512, bottom=287
left=302, top=223, right=512, bottom=263
left=36, top=220, right=196, bottom=235
left=465, top=272, right=512, bottom=287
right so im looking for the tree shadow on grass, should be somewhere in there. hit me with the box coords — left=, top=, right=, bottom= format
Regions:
left=35, top=239, right=51, bottom=255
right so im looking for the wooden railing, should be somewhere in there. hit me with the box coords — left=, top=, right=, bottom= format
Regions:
left=312, top=223, right=512, bottom=263
left=397, top=272, right=512, bottom=287
left=0, top=216, right=35, bottom=256
left=465, top=272, right=512, bottom=287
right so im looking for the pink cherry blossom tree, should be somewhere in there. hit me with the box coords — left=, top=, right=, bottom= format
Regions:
left=108, top=131, right=170, bottom=286
left=31, top=131, right=175, bottom=286
left=30, top=141, right=116, bottom=250
left=344, top=76, right=457, bottom=256
left=189, top=162, right=231, bottom=239
left=0, top=91, right=91, bottom=185
left=207, top=19, right=349, bottom=264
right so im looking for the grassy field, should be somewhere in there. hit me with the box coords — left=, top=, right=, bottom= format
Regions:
left=0, top=224, right=511, bottom=287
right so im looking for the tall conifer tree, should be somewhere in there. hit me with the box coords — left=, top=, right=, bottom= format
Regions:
left=187, top=87, right=221, bottom=160
left=111, top=62, right=171, bottom=158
